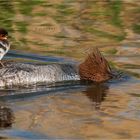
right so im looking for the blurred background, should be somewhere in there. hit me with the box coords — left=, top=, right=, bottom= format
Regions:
left=0, top=0, right=140, bottom=60
left=0, top=1, right=140, bottom=139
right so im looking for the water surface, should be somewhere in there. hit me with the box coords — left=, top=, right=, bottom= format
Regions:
left=0, top=51, right=139, bottom=139
left=0, top=0, right=140, bottom=139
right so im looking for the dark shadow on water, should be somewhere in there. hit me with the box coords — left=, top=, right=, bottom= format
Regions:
left=83, top=84, right=109, bottom=110
left=0, top=105, right=14, bottom=129
left=0, top=81, right=87, bottom=101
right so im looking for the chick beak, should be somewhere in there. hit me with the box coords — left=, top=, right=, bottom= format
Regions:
left=3, top=36, right=8, bottom=40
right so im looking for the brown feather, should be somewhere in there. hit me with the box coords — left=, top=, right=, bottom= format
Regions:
left=79, top=47, right=112, bottom=82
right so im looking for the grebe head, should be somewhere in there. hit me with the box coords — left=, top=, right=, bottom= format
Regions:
left=79, top=47, right=112, bottom=82
left=0, top=28, right=8, bottom=40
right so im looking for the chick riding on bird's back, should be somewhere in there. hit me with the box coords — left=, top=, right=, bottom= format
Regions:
left=0, top=28, right=114, bottom=87
left=0, top=28, right=10, bottom=67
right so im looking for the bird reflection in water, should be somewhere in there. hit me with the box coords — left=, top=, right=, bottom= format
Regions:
left=83, top=84, right=109, bottom=110
left=0, top=105, right=14, bottom=128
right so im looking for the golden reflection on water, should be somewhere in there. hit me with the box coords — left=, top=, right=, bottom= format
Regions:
left=0, top=0, right=140, bottom=139
left=1, top=81, right=138, bottom=139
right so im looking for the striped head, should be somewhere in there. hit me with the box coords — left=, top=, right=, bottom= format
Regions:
left=0, top=28, right=10, bottom=60
left=79, top=47, right=113, bottom=82
left=0, top=28, right=8, bottom=40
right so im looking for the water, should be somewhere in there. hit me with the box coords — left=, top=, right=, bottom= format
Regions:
left=0, top=51, right=139, bottom=139
left=1, top=81, right=140, bottom=139
left=0, top=0, right=140, bottom=139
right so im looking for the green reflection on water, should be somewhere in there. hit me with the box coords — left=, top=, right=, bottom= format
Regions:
left=0, top=1, right=139, bottom=59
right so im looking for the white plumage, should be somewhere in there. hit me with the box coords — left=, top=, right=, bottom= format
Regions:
left=0, top=28, right=10, bottom=67
left=0, top=40, right=10, bottom=67
left=0, top=40, right=10, bottom=60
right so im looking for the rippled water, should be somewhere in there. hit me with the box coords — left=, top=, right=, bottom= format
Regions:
left=0, top=0, right=140, bottom=139
left=0, top=51, right=139, bottom=139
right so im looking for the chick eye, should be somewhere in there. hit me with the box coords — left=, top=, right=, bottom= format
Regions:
left=101, top=57, right=102, bottom=61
